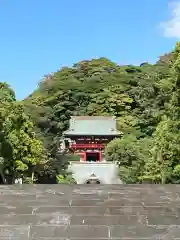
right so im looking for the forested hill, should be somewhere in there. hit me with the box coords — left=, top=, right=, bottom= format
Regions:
left=0, top=43, right=180, bottom=184
left=24, top=57, right=171, bottom=144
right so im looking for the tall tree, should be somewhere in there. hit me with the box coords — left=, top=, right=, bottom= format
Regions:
left=141, top=42, right=180, bottom=183
left=105, top=135, right=152, bottom=183
left=0, top=83, right=45, bottom=183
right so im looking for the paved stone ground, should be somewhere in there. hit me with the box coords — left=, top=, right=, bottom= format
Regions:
left=0, top=185, right=180, bottom=239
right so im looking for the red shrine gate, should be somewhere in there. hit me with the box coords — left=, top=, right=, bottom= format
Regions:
left=63, top=116, right=121, bottom=162
left=70, top=142, right=105, bottom=162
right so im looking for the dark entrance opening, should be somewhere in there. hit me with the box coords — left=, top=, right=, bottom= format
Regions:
left=86, top=179, right=100, bottom=184
left=86, top=152, right=99, bottom=162
left=0, top=174, right=4, bottom=184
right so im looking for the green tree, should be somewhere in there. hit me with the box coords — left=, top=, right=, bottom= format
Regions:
left=141, top=42, right=180, bottom=183
left=140, top=119, right=180, bottom=183
left=87, top=86, right=133, bottom=116
left=105, top=135, right=152, bottom=183
left=0, top=100, right=45, bottom=183
left=0, top=82, right=16, bottom=103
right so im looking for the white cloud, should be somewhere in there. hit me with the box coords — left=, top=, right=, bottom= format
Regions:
left=160, top=1, right=180, bottom=38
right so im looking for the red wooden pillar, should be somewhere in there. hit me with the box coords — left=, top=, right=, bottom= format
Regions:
left=99, top=151, right=102, bottom=162
left=84, top=151, right=86, bottom=161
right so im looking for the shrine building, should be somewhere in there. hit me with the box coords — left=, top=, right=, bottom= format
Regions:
left=63, top=116, right=121, bottom=162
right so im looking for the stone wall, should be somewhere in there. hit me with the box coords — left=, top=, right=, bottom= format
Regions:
left=68, top=162, right=122, bottom=184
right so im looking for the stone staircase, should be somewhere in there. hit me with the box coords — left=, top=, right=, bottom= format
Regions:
left=0, top=185, right=180, bottom=239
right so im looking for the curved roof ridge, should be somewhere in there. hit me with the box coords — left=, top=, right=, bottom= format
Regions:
left=64, top=115, right=121, bottom=136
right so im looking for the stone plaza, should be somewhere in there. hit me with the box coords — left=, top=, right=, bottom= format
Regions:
left=0, top=184, right=180, bottom=239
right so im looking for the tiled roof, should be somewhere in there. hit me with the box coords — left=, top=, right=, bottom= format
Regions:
left=63, top=116, right=121, bottom=136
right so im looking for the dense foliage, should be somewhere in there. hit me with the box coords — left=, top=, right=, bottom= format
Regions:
left=1, top=42, right=180, bottom=183
left=0, top=83, right=46, bottom=183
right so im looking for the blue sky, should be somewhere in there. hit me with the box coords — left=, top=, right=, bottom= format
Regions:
left=0, top=0, right=179, bottom=99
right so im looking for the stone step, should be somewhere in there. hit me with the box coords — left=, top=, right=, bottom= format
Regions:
left=0, top=185, right=180, bottom=239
